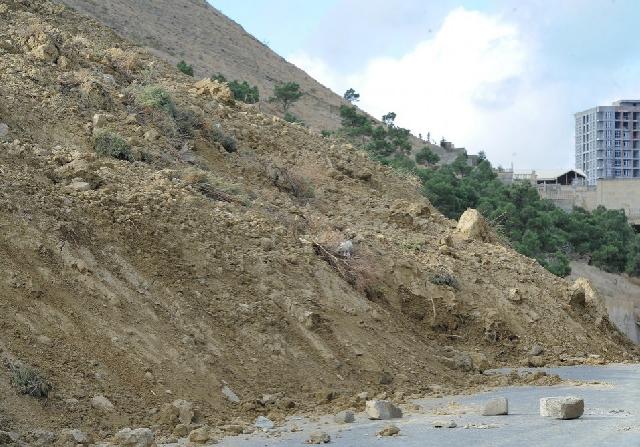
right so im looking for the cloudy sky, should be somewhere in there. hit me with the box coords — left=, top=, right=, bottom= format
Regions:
left=211, top=0, right=640, bottom=170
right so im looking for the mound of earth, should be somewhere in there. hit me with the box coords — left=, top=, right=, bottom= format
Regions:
left=0, top=0, right=636, bottom=444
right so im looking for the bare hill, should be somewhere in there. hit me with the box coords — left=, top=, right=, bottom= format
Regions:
left=55, top=0, right=463, bottom=164
left=0, top=1, right=636, bottom=444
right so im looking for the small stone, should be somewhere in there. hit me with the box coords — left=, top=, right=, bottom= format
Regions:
left=377, top=425, right=400, bottom=436
left=254, top=416, right=274, bottom=430
left=144, top=129, right=160, bottom=141
left=112, top=428, right=154, bottom=446
left=365, top=400, right=402, bottom=420
left=92, top=113, right=110, bottom=129
left=356, top=391, right=369, bottom=402
left=540, top=396, right=584, bottom=419
left=67, top=181, right=91, bottom=192
left=172, top=424, right=189, bottom=437
left=60, top=429, right=92, bottom=445
left=305, top=431, right=330, bottom=444
left=0, top=123, right=8, bottom=139
left=482, top=397, right=508, bottom=416
left=527, top=356, right=546, bottom=367
left=222, top=384, right=240, bottom=403
left=188, top=426, right=210, bottom=444
left=529, top=345, right=544, bottom=356
left=337, top=240, right=353, bottom=257
left=433, top=420, right=457, bottom=428
left=90, top=394, right=114, bottom=412
left=333, top=410, right=355, bottom=424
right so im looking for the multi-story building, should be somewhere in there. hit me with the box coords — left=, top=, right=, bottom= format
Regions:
left=575, top=100, right=640, bottom=185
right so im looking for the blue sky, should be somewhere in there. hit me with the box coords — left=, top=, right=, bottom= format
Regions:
left=211, top=0, right=640, bottom=170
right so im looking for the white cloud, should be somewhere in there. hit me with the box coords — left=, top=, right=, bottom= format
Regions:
left=288, top=7, right=576, bottom=169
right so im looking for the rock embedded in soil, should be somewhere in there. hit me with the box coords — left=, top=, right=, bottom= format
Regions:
left=305, top=431, right=331, bottom=444
left=60, top=428, right=92, bottom=445
left=377, top=425, right=400, bottom=436
left=366, top=400, right=403, bottom=420
left=482, top=397, right=508, bottom=416
left=112, top=427, right=154, bottom=446
left=188, top=426, right=211, bottom=444
left=529, top=345, right=544, bottom=356
left=540, top=397, right=584, bottom=419
left=90, top=394, right=115, bottom=412
left=333, top=410, right=355, bottom=424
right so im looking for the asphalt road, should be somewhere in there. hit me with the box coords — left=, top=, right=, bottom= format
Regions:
left=219, top=364, right=640, bottom=447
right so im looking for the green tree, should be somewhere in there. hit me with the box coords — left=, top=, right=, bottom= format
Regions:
left=415, top=146, right=440, bottom=165
left=228, top=80, right=260, bottom=104
left=177, top=60, right=194, bottom=76
left=270, top=82, right=303, bottom=113
left=343, top=88, right=360, bottom=103
left=382, top=112, right=397, bottom=126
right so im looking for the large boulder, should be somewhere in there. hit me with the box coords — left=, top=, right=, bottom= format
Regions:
left=454, top=209, right=495, bottom=243
left=539, top=396, right=584, bottom=419
left=482, top=397, right=508, bottom=416
left=365, top=400, right=403, bottom=420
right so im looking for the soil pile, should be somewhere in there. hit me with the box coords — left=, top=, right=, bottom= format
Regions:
left=0, top=0, right=636, bottom=443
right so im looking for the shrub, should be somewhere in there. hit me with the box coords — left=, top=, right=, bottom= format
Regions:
left=176, top=60, right=194, bottom=76
left=206, top=127, right=237, bottom=153
left=429, top=271, right=459, bottom=289
left=94, top=131, right=133, bottom=161
left=135, top=85, right=176, bottom=116
left=174, top=108, right=203, bottom=138
left=284, top=112, right=304, bottom=125
left=321, top=130, right=332, bottom=137
left=10, top=363, right=51, bottom=398
left=270, top=82, right=303, bottom=114
left=267, top=166, right=314, bottom=199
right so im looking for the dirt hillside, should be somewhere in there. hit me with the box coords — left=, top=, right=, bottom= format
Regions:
left=0, top=1, right=636, bottom=444
left=54, top=0, right=464, bottom=164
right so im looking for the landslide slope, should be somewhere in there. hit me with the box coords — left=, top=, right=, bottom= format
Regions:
left=55, top=0, right=463, bottom=164
left=0, top=0, right=635, bottom=441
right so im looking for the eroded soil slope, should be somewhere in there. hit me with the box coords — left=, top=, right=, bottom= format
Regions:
left=0, top=0, right=636, bottom=441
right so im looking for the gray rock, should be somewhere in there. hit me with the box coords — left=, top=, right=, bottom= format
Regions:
left=29, top=430, right=57, bottom=446
left=187, top=426, right=210, bottom=444
left=529, top=345, right=544, bottom=356
left=0, top=123, right=8, bottom=139
left=305, top=431, right=330, bottom=444
left=337, top=240, right=353, bottom=257
left=92, top=113, right=111, bottom=129
left=60, top=429, right=92, bottom=445
left=112, top=428, right=154, bottom=446
left=482, top=397, right=508, bottom=416
left=540, top=396, right=584, bottom=419
left=365, top=400, right=403, bottom=420
left=254, top=415, right=275, bottom=430
left=172, top=399, right=195, bottom=425
left=90, top=394, right=114, bottom=412
left=333, top=410, right=355, bottom=424
left=433, top=419, right=457, bottom=428
left=222, top=384, right=240, bottom=403
left=67, top=180, right=91, bottom=192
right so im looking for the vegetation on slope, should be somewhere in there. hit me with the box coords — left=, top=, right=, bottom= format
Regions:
left=336, top=105, right=640, bottom=277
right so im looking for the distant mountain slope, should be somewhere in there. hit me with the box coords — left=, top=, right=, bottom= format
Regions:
left=55, top=0, right=463, bottom=163
left=55, top=0, right=347, bottom=131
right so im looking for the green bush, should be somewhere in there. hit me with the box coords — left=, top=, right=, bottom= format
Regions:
left=10, top=363, right=51, bottom=398
left=177, top=60, right=194, bottom=76
left=174, top=108, right=203, bottom=138
left=135, top=85, right=176, bottom=115
left=283, top=112, right=304, bottom=125
left=206, top=127, right=237, bottom=153
left=415, top=146, right=440, bottom=165
left=228, top=80, right=259, bottom=104
left=94, top=131, right=133, bottom=161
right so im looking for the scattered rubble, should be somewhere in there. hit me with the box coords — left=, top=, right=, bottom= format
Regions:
left=377, top=424, right=400, bottom=437
left=305, top=431, right=331, bottom=444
